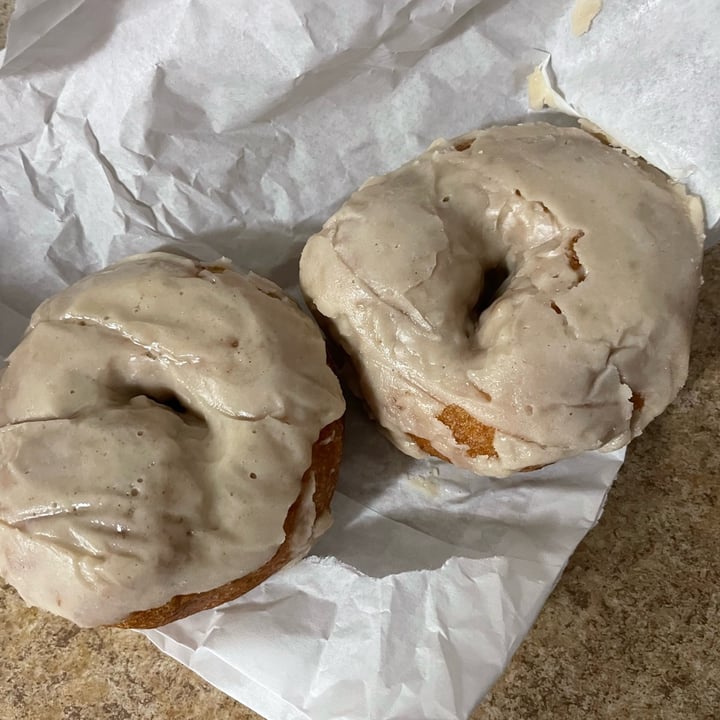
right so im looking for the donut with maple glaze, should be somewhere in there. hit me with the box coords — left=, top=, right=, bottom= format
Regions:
left=0, top=252, right=345, bottom=627
left=300, top=123, right=704, bottom=477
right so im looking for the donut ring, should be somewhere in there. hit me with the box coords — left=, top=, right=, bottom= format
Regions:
left=300, top=123, right=704, bottom=477
left=0, top=252, right=345, bottom=627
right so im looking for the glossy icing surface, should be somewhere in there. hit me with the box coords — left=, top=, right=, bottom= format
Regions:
left=300, top=124, right=704, bottom=476
left=0, top=253, right=345, bottom=626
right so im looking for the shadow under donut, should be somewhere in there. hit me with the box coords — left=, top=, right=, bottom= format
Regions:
left=311, top=396, right=621, bottom=579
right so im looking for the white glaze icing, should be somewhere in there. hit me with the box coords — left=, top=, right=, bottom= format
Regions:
left=300, top=123, right=704, bottom=477
left=0, top=252, right=345, bottom=626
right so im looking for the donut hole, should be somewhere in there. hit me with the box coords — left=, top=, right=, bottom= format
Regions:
left=121, top=384, right=206, bottom=428
left=469, top=261, right=511, bottom=326
left=145, top=390, right=190, bottom=416
left=146, top=391, right=205, bottom=427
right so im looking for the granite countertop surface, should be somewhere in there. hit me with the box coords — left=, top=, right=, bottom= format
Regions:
left=1, top=5, right=718, bottom=719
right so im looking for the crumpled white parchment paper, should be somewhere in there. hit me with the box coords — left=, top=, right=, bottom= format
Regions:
left=0, top=1, right=716, bottom=718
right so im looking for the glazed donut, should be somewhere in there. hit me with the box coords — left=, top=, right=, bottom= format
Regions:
left=299, top=123, right=704, bottom=477
left=0, top=252, right=345, bottom=627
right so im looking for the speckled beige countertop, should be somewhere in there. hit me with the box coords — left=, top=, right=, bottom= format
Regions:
left=1, top=5, right=719, bottom=719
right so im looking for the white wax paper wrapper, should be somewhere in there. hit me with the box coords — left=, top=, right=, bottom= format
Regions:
left=0, top=1, right=715, bottom=718
left=141, top=407, right=623, bottom=720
